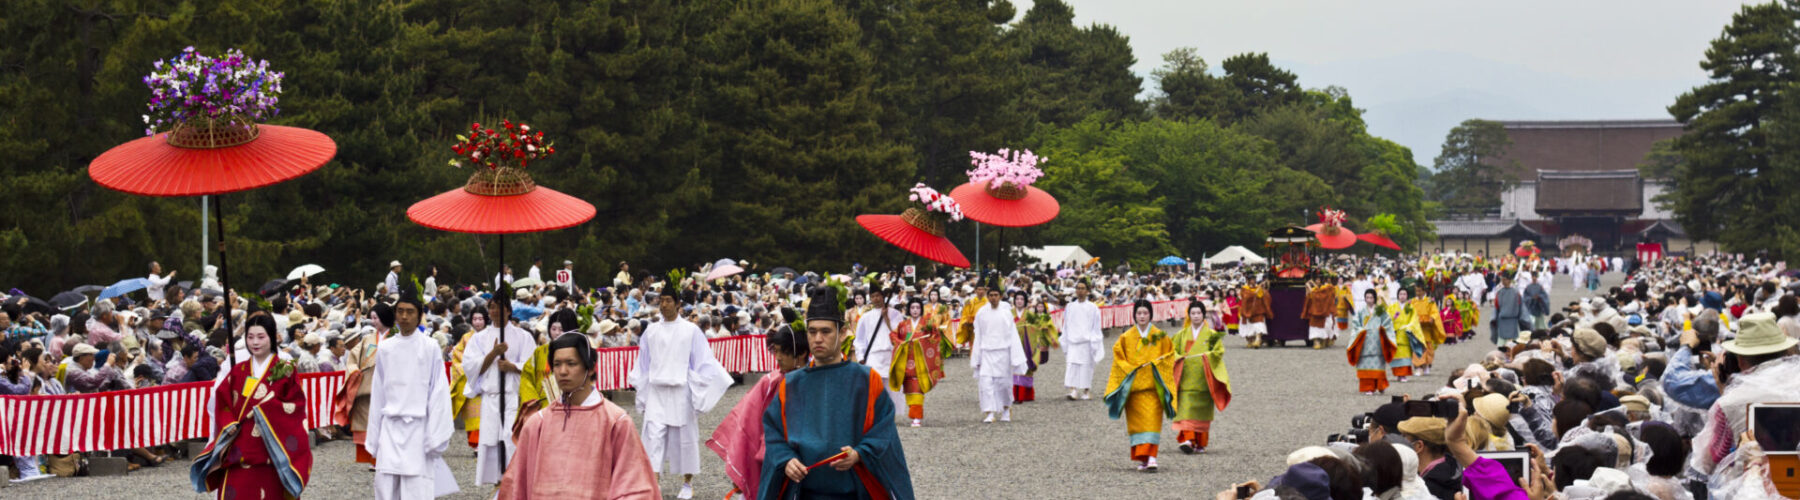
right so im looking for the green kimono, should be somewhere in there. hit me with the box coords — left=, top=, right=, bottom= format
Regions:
left=1172, top=323, right=1232, bottom=428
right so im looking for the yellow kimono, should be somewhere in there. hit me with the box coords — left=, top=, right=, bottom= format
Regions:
left=449, top=333, right=481, bottom=435
left=1103, top=325, right=1176, bottom=462
left=1407, top=297, right=1445, bottom=368
left=1388, top=305, right=1427, bottom=377
left=956, top=297, right=986, bottom=346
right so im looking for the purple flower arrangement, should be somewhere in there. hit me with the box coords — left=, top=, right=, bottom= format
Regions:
left=141, top=47, right=283, bottom=135
left=967, top=148, right=1045, bottom=190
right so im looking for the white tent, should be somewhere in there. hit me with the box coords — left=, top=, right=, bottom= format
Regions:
left=1204, top=245, right=1266, bottom=266
left=1015, top=245, right=1094, bottom=267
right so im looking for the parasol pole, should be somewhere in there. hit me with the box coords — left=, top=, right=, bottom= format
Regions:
left=973, top=222, right=981, bottom=276
left=201, top=196, right=209, bottom=270
left=498, top=233, right=508, bottom=474
left=213, top=195, right=236, bottom=403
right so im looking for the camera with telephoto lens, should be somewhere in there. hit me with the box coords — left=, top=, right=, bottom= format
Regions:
left=1327, top=412, right=1375, bottom=445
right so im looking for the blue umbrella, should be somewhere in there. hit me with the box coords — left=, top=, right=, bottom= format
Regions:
left=98, top=278, right=150, bottom=300
left=1157, top=256, right=1187, bottom=266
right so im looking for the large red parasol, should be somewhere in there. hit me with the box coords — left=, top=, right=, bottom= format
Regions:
left=1357, top=233, right=1402, bottom=251
left=857, top=210, right=970, bottom=268
left=89, top=125, right=337, bottom=196
left=407, top=180, right=595, bottom=234
left=1303, top=223, right=1358, bottom=250
left=949, top=182, right=1060, bottom=227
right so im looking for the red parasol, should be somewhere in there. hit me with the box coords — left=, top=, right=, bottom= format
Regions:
left=948, top=182, right=1060, bottom=227
left=857, top=210, right=970, bottom=268
left=1357, top=233, right=1402, bottom=251
left=407, top=181, right=595, bottom=234
left=89, top=125, right=337, bottom=196
left=1303, top=223, right=1358, bottom=250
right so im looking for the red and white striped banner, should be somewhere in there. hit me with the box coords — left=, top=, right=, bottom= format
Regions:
left=948, top=299, right=1189, bottom=331
left=0, top=381, right=211, bottom=456
left=1, top=335, right=776, bottom=456
left=591, top=335, right=776, bottom=391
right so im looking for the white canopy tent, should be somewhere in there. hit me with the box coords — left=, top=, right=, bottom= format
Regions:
left=1015, top=245, right=1094, bottom=267
left=1204, top=245, right=1266, bottom=266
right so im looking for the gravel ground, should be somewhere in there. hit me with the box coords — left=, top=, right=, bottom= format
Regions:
left=8, top=274, right=1618, bottom=499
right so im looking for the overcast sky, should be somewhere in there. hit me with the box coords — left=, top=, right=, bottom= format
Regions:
left=1019, top=0, right=1762, bottom=164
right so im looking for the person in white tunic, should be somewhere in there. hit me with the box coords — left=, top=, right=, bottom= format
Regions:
left=460, top=297, right=535, bottom=486
left=628, top=291, right=733, bottom=500
left=368, top=287, right=459, bottom=500
left=1060, top=281, right=1106, bottom=400
left=853, top=286, right=904, bottom=416
left=970, top=280, right=1028, bottom=423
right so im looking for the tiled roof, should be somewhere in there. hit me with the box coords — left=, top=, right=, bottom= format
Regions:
left=1535, top=170, right=1642, bottom=214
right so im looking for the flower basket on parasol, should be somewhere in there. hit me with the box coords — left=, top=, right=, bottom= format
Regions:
left=407, top=120, right=592, bottom=475
left=858, top=183, right=970, bottom=268
left=949, top=148, right=1059, bottom=227
left=1302, top=207, right=1357, bottom=250
left=87, top=47, right=333, bottom=499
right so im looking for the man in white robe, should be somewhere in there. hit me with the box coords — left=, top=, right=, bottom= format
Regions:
left=971, top=283, right=1027, bottom=423
left=853, top=286, right=904, bottom=416
left=1350, top=273, right=1375, bottom=312
left=369, top=290, right=459, bottom=500
left=628, top=292, right=733, bottom=500
left=1060, top=281, right=1105, bottom=400
left=460, top=299, right=535, bottom=486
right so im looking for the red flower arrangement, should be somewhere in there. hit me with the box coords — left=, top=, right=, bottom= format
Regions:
left=449, top=119, right=556, bottom=170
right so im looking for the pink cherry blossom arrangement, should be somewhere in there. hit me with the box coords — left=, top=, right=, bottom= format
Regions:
left=909, top=183, right=963, bottom=221
left=967, top=148, right=1045, bottom=189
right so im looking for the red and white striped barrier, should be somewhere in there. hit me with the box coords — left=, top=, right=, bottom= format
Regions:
left=0, top=335, right=776, bottom=456
left=948, top=299, right=1190, bottom=331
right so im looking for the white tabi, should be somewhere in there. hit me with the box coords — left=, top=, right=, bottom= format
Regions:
left=368, top=331, right=459, bottom=500
left=970, top=302, right=1028, bottom=413
left=853, top=304, right=905, bottom=416
left=460, top=323, right=535, bottom=486
left=1059, top=299, right=1106, bottom=390
left=628, top=316, right=733, bottom=476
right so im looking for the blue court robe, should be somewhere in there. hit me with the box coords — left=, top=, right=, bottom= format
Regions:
left=760, top=361, right=915, bottom=500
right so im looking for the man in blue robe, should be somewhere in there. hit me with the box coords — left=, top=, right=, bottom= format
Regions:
left=760, top=286, right=915, bottom=500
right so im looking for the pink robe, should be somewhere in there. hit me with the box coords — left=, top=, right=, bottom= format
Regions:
left=497, top=394, right=661, bottom=499
left=707, top=371, right=782, bottom=496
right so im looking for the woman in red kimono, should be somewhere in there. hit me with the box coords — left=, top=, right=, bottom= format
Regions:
left=1439, top=294, right=1465, bottom=346
left=192, top=313, right=313, bottom=499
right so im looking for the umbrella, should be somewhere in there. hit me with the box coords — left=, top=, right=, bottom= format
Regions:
left=8, top=295, right=55, bottom=315
left=948, top=181, right=1060, bottom=274
left=769, top=267, right=798, bottom=278
left=258, top=279, right=302, bottom=297
left=50, top=291, right=89, bottom=312
left=1303, top=223, right=1358, bottom=250
left=1157, top=256, right=1187, bottom=267
left=71, top=285, right=106, bottom=294
left=706, top=258, right=745, bottom=281
left=98, top=278, right=150, bottom=300
left=948, top=182, right=1061, bottom=228
left=87, top=56, right=338, bottom=406
left=511, top=277, right=544, bottom=289
left=1358, top=233, right=1402, bottom=251
left=287, top=264, right=326, bottom=280
left=856, top=210, right=970, bottom=268
left=1084, top=257, right=1102, bottom=268
left=408, top=134, right=595, bottom=475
